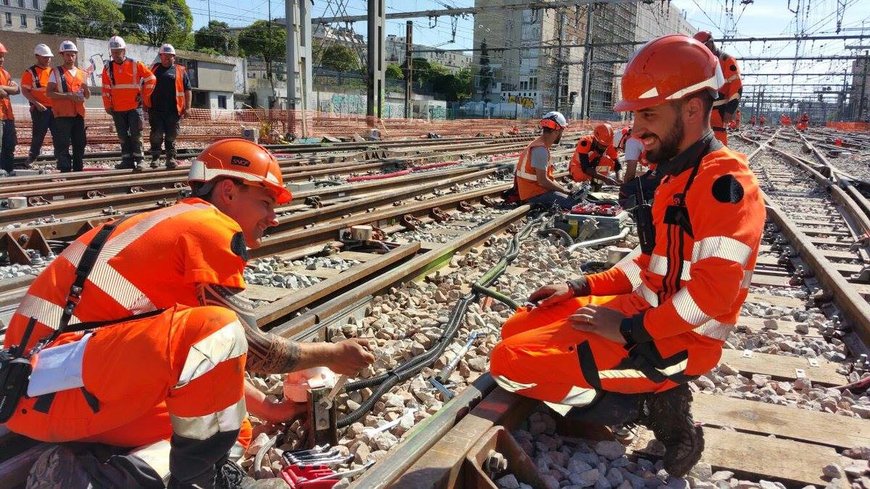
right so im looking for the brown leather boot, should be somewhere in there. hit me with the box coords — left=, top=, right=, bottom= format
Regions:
left=639, top=384, right=704, bottom=477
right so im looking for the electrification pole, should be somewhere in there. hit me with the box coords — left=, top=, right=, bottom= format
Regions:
left=367, top=0, right=386, bottom=125
left=404, top=21, right=413, bottom=119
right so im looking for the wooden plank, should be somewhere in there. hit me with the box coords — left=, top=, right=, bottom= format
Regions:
left=630, top=427, right=844, bottom=485
left=719, top=349, right=847, bottom=386
left=336, top=250, right=378, bottom=262
left=245, top=284, right=290, bottom=302
left=750, top=274, right=793, bottom=287
left=745, top=292, right=805, bottom=308
left=692, top=394, right=870, bottom=449
left=736, top=316, right=820, bottom=338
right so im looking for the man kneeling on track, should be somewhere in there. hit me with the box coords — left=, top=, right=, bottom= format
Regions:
left=511, top=111, right=580, bottom=210
left=490, top=34, right=766, bottom=477
left=3, top=138, right=375, bottom=488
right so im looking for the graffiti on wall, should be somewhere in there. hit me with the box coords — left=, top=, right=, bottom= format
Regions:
left=319, top=92, right=439, bottom=119
left=507, top=95, right=536, bottom=109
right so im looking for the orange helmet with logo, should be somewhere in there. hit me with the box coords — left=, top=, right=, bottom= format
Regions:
left=189, top=138, right=292, bottom=204
left=593, top=123, right=614, bottom=146
left=614, top=35, right=723, bottom=113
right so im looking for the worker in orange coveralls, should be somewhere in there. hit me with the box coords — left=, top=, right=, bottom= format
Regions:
left=797, top=112, right=809, bottom=132
left=4, top=139, right=375, bottom=488
left=512, top=111, right=578, bottom=209
left=569, top=122, right=621, bottom=187
left=694, top=31, right=742, bottom=146
left=490, top=34, right=766, bottom=478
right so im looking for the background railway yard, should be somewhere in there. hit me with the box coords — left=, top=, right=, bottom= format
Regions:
left=0, top=124, right=868, bottom=489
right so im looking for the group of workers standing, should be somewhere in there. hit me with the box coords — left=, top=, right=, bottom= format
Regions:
left=0, top=35, right=190, bottom=176
left=0, top=30, right=765, bottom=488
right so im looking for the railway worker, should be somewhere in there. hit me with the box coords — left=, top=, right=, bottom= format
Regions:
left=512, top=111, right=577, bottom=209
left=569, top=122, right=621, bottom=187
left=749, top=114, right=756, bottom=126
left=148, top=43, right=191, bottom=170
left=797, top=112, right=809, bottom=132
left=694, top=31, right=742, bottom=146
left=46, top=41, right=90, bottom=173
left=490, top=34, right=766, bottom=478
left=4, top=138, right=375, bottom=488
left=21, top=44, right=56, bottom=168
left=0, top=42, right=20, bottom=176
left=759, top=114, right=766, bottom=126
left=102, top=35, right=156, bottom=172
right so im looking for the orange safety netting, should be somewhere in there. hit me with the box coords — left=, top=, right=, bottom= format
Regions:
left=826, top=121, right=870, bottom=133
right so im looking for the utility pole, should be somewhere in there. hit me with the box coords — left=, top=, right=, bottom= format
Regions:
left=404, top=21, right=413, bottom=119
left=286, top=0, right=312, bottom=137
left=580, top=4, right=594, bottom=119
left=367, top=0, right=386, bottom=126
left=553, top=8, right=565, bottom=112
left=859, top=52, right=868, bottom=120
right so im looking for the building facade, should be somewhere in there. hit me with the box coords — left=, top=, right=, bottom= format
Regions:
left=0, top=0, right=45, bottom=34
left=385, top=35, right=472, bottom=74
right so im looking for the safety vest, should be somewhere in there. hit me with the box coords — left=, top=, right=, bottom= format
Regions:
left=713, top=51, right=742, bottom=108
left=51, top=66, right=87, bottom=118
left=101, top=58, right=156, bottom=112
left=149, top=63, right=187, bottom=114
left=514, top=139, right=552, bottom=201
left=0, top=68, right=12, bottom=121
left=569, top=135, right=618, bottom=182
left=586, top=145, right=765, bottom=355
left=21, top=65, right=53, bottom=108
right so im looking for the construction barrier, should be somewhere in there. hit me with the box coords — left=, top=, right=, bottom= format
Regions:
left=826, top=121, right=870, bottom=133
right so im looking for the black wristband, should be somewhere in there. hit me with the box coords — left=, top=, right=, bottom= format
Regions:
left=566, top=277, right=588, bottom=297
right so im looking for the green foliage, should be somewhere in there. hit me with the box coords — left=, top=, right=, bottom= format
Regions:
left=385, top=63, right=404, bottom=80
left=320, top=44, right=360, bottom=72
left=238, top=20, right=286, bottom=80
left=194, top=20, right=238, bottom=56
left=431, top=68, right=472, bottom=102
left=41, top=0, right=124, bottom=38
left=121, top=0, right=193, bottom=46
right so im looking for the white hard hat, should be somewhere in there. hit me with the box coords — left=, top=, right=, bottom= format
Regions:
left=58, top=40, right=78, bottom=53
left=34, top=44, right=53, bottom=57
left=159, top=44, right=176, bottom=55
left=540, top=111, right=568, bottom=130
left=108, top=36, right=126, bottom=50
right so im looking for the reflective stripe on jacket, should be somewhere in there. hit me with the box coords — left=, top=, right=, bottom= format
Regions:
left=514, top=139, right=552, bottom=201
left=101, top=58, right=156, bottom=112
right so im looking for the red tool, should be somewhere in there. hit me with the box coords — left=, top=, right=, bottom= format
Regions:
left=280, top=465, right=339, bottom=489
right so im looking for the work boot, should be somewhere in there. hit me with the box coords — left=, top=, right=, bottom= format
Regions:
left=22, top=157, right=34, bottom=169
left=115, top=162, right=134, bottom=170
left=150, top=158, right=160, bottom=169
left=166, top=159, right=178, bottom=170
left=638, top=384, right=704, bottom=477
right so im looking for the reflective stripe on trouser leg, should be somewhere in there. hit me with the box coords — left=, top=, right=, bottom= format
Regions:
left=490, top=294, right=669, bottom=405
left=166, top=306, right=248, bottom=486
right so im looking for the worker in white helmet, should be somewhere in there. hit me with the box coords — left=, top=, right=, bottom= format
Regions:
left=102, top=35, right=156, bottom=171
left=147, top=43, right=191, bottom=170
left=20, top=44, right=56, bottom=168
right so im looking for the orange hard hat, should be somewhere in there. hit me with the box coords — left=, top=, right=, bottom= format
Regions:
left=189, top=138, right=292, bottom=204
left=593, top=123, right=614, bottom=146
left=693, top=31, right=713, bottom=43
left=0, top=43, right=7, bottom=54
left=614, top=34, right=723, bottom=112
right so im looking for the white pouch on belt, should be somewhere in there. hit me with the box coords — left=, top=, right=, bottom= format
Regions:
left=26, top=333, right=92, bottom=397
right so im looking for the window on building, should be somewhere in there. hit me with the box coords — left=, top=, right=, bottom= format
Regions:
left=35, top=15, right=40, bottom=26
left=20, top=13, right=26, bottom=26
left=1, top=0, right=8, bottom=6
left=3, top=12, right=10, bottom=24
left=218, top=95, right=227, bottom=109
left=32, top=0, right=37, bottom=7
left=17, top=0, right=23, bottom=7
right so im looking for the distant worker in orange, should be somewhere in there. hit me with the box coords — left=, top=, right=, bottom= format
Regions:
left=20, top=44, right=56, bottom=168
left=749, top=115, right=756, bottom=126
left=47, top=41, right=90, bottom=173
left=4, top=139, right=375, bottom=487
left=780, top=113, right=792, bottom=126
left=0, top=42, right=20, bottom=176
left=760, top=114, right=766, bottom=126
left=102, top=36, right=156, bottom=171
left=694, top=31, right=742, bottom=146
left=797, top=112, right=809, bottom=132
left=490, top=34, right=766, bottom=478
left=569, top=123, right=620, bottom=187
left=512, top=111, right=577, bottom=209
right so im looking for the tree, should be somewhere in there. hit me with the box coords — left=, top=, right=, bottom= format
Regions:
left=478, top=39, right=494, bottom=101
left=194, top=20, right=238, bottom=56
left=431, top=68, right=472, bottom=102
left=320, top=44, right=360, bottom=72
left=42, top=0, right=124, bottom=39
left=238, top=20, right=286, bottom=93
left=121, top=0, right=193, bottom=46
left=385, top=63, right=404, bottom=80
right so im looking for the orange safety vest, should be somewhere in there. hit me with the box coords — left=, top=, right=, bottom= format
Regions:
left=585, top=145, right=766, bottom=375
left=21, top=65, right=53, bottom=108
left=569, top=135, right=618, bottom=182
left=514, top=139, right=552, bottom=201
left=0, top=68, right=13, bottom=121
left=101, top=58, right=156, bottom=112
left=149, top=63, right=187, bottom=114
left=51, top=66, right=87, bottom=118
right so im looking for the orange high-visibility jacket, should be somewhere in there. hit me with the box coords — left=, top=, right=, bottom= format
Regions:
left=716, top=52, right=742, bottom=107
left=21, top=65, right=53, bottom=108
left=4, top=197, right=248, bottom=353
left=514, top=139, right=552, bottom=201
left=101, top=58, right=156, bottom=112
left=570, top=135, right=618, bottom=182
left=50, top=66, right=87, bottom=118
left=149, top=63, right=188, bottom=114
left=584, top=145, right=765, bottom=373
left=0, top=68, right=13, bottom=120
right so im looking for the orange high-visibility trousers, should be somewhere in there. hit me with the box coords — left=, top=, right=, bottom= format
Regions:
left=8, top=305, right=247, bottom=485
left=490, top=294, right=677, bottom=406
